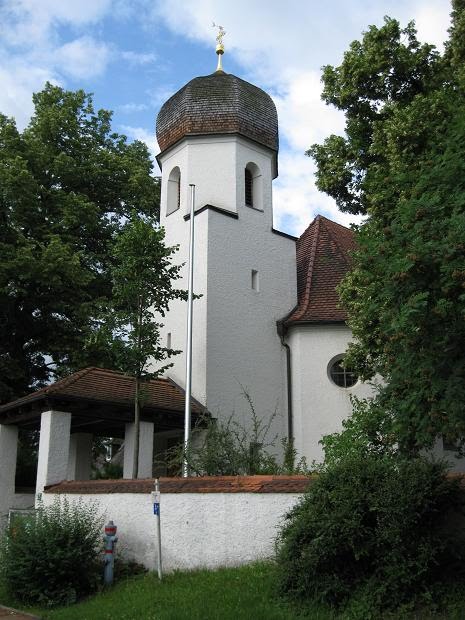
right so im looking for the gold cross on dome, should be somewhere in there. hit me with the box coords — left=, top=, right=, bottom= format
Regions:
left=212, top=23, right=226, bottom=47
left=212, top=23, right=226, bottom=72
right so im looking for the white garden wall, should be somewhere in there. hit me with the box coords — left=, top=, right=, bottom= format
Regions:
left=43, top=476, right=309, bottom=572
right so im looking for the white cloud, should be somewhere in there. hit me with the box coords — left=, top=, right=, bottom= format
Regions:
left=0, top=61, right=59, bottom=129
left=121, top=51, right=157, bottom=65
left=412, top=1, right=451, bottom=50
left=55, top=37, right=112, bottom=80
left=0, top=0, right=112, bottom=46
left=0, top=0, right=114, bottom=127
left=21, top=0, right=112, bottom=24
left=274, top=152, right=362, bottom=237
left=272, top=70, right=345, bottom=152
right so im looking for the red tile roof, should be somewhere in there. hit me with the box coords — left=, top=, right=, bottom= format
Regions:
left=44, top=475, right=314, bottom=495
left=0, top=367, right=204, bottom=415
left=285, top=215, right=356, bottom=324
left=44, top=473, right=465, bottom=496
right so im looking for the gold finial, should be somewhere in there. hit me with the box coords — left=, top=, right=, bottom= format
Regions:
left=212, top=22, right=226, bottom=73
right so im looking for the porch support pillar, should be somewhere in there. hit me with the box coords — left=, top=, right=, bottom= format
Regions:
left=67, top=433, right=93, bottom=481
left=36, top=410, right=71, bottom=502
left=123, top=421, right=154, bottom=479
left=0, top=424, right=18, bottom=525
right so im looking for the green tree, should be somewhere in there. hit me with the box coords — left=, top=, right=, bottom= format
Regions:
left=99, top=214, right=186, bottom=477
left=0, top=83, right=159, bottom=404
left=309, top=1, right=465, bottom=453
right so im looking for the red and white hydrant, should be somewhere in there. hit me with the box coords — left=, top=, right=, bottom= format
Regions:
left=103, top=520, right=118, bottom=585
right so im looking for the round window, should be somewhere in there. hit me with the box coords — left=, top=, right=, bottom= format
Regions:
left=328, top=357, right=358, bottom=388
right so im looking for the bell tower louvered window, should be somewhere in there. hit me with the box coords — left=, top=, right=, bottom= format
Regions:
left=245, top=168, right=253, bottom=207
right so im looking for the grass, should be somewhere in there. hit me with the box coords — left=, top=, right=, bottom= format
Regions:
left=2, top=562, right=465, bottom=620
left=0, top=562, right=333, bottom=620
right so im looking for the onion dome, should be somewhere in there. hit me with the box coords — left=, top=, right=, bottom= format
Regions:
left=156, top=71, right=279, bottom=155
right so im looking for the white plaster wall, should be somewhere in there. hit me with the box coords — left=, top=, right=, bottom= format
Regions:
left=42, top=491, right=301, bottom=572
left=157, top=135, right=297, bottom=449
left=12, top=494, right=35, bottom=509
left=186, top=136, right=238, bottom=212
left=235, top=136, right=274, bottom=227
left=156, top=141, right=209, bottom=404
left=206, top=207, right=296, bottom=446
left=288, top=324, right=375, bottom=464
left=160, top=135, right=273, bottom=218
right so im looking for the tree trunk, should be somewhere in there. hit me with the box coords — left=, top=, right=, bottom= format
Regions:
left=132, top=376, right=140, bottom=478
left=132, top=297, right=144, bottom=479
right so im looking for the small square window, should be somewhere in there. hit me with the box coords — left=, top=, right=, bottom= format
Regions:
left=251, top=270, right=259, bottom=291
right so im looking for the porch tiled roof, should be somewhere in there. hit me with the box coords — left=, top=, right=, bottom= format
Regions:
left=0, top=367, right=204, bottom=416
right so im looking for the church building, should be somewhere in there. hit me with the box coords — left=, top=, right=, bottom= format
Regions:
left=1, top=47, right=462, bottom=525
left=154, top=48, right=373, bottom=463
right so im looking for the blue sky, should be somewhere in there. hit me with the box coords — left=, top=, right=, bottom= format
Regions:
left=0, top=0, right=451, bottom=236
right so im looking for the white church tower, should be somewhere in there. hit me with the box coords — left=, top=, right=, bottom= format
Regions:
left=154, top=46, right=297, bottom=442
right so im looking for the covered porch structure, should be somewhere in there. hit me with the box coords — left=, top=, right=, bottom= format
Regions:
left=0, top=367, right=205, bottom=522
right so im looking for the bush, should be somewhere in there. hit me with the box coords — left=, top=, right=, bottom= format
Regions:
left=164, top=415, right=310, bottom=476
left=163, top=389, right=310, bottom=476
left=319, top=396, right=398, bottom=468
left=276, top=456, right=465, bottom=616
left=0, top=497, right=103, bottom=606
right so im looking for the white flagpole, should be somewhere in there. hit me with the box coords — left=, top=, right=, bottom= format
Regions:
left=153, top=479, right=162, bottom=579
left=183, top=184, right=195, bottom=477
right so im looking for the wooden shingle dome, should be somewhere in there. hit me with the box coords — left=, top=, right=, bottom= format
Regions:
left=156, top=72, right=279, bottom=154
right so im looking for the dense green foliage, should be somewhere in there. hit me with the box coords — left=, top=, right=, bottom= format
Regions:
left=277, top=456, right=465, bottom=616
left=0, top=84, right=159, bottom=403
left=309, top=1, right=465, bottom=452
left=0, top=498, right=103, bottom=606
left=310, top=18, right=440, bottom=216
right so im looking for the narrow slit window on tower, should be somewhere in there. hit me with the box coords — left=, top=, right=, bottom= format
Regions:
left=245, top=168, right=253, bottom=207
left=251, top=269, right=259, bottom=291
left=167, top=332, right=172, bottom=349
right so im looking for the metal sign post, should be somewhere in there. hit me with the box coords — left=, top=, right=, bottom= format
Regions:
left=183, top=184, right=195, bottom=477
left=151, top=479, right=162, bottom=579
